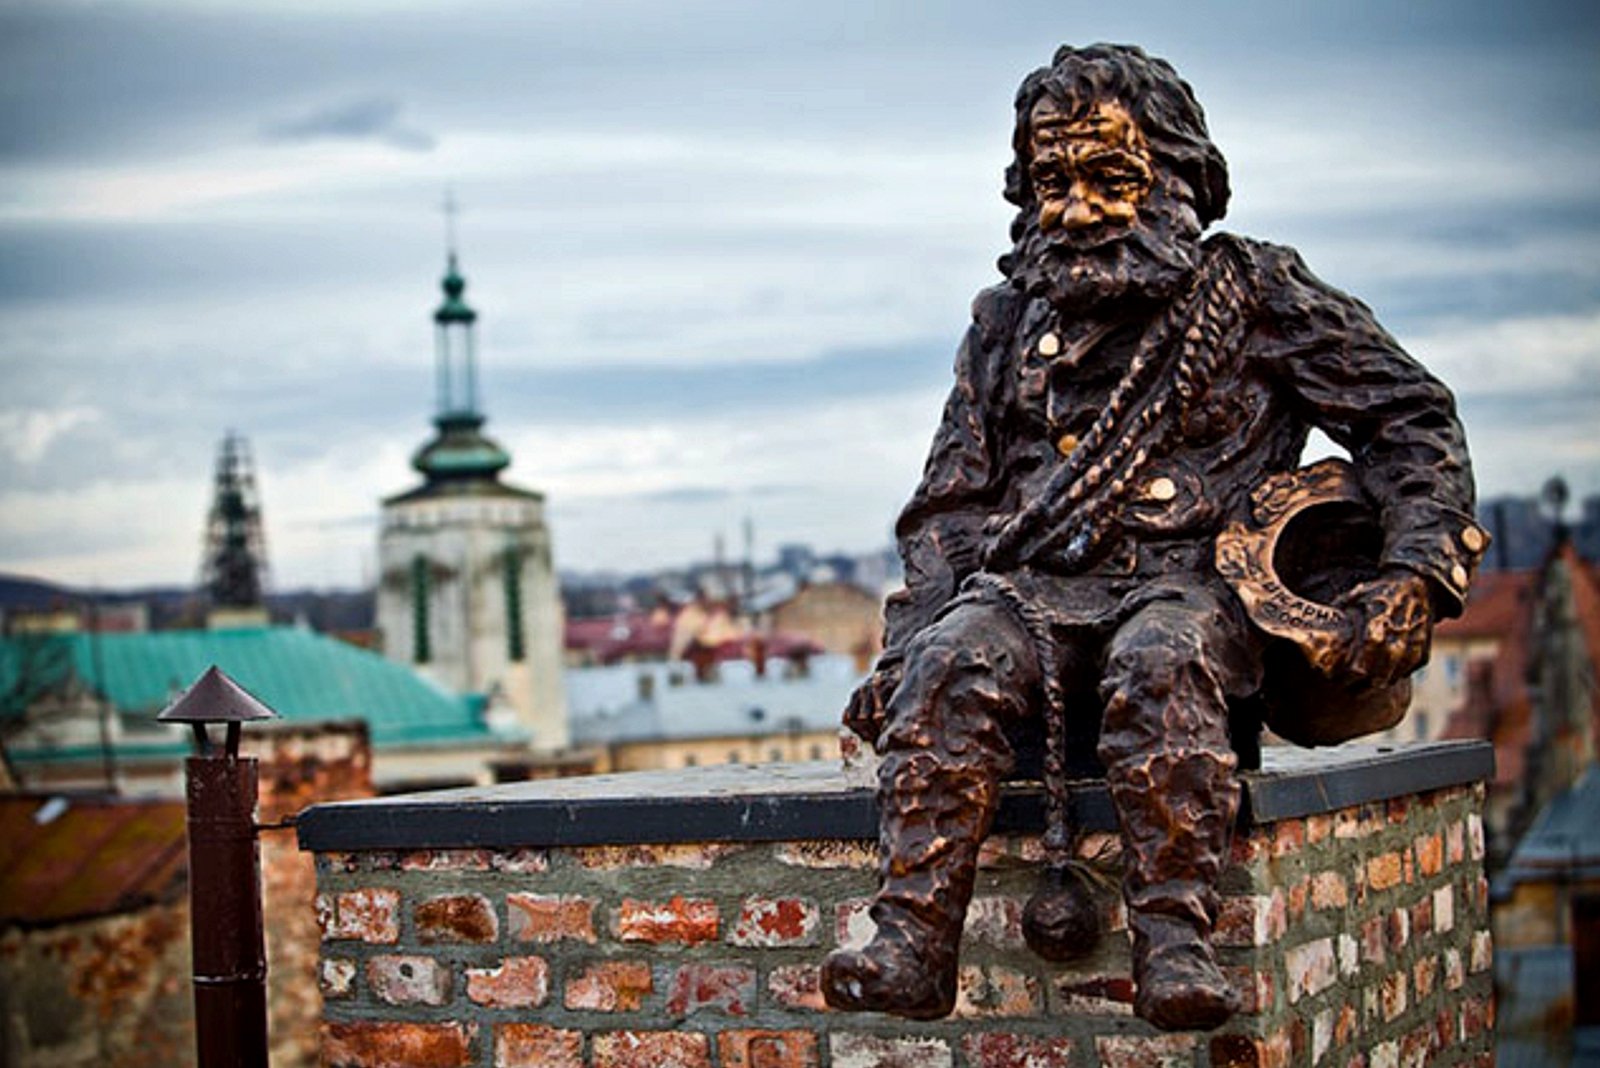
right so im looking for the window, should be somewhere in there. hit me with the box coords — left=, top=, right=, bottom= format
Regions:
left=809, top=744, right=824, bottom=760
left=1414, top=712, right=1429, bottom=741
left=768, top=748, right=783, bottom=762
left=683, top=753, right=698, bottom=767
left=411, top=555, right=431, bottom=664
left=503, top=548, right=525, bottom=662
left=726, top=750, right=741, bottom=764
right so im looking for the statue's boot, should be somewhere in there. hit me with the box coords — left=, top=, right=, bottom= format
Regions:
left=1098, top=597, right=1248, bottom=1031
left=1130, top=907, right=1240, bottom=1031
left=822, top=601, right=1033, bottom=1018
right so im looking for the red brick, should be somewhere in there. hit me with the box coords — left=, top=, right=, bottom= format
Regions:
left=1409, top=896, right=1433, bottom=939
left=1053, top=973, right=1135, bottom=1016
left=963, top=895, right=1025, bottom=950
left=1387, top=908, right=1411, bottom=952
left=767, top=965, right=826, bottom=1012
left=731, top=897, right=820, bottom=947
left=1287, top=879, right=1308, bottom=922
left=507, top=894, right=596, bottom=944
left=1336, top=1003, right=1358, bottom=1046
left=772, top=840, right=877, bottom=869
left=490, top=849, right=550, bottom=873
left=495, top=1024, right=581, bottom=1068
left=1461, top=996, right=1491, bottom=1040
left=323, top=1021, right=473, bottom=1067
left=614, top=897, right=718, bottom=945
left=321, top=887, right=400, bottom=943
left=1387, top=797, right=1412, bottom=824
left=955, top=965, right=1042, bottom=1017
left=1413, top=832, right=1443, bottom=878
left=1224, top=965, right=1274, bottom=1015
left=1095, top=1034, right=1198, bottom=1068
left=1469, top=930, right=1492, bottom=973
left=1273, top=819, right=1306, bottom=857
left=367, top=954, right=451, bottom=1005
left=1433, top=885, right=1455, bottom=933
left=415, top=893, right=498, bottom=944
left=1230, top=831, right=1266, bottom=865
left=593, top=1031, right=711, bottom=1068
left=830, top=1033, right=952, bottom=1067
left=1360, top=916, right=1386, bottom=966
left=835, top=898, right=874, bottom=950
left=1368, top=852, right=1404, bottom=892
left=320, top=957, right=357, bottom=999
left=666, top=963, right=756, bottom=1017
left=963, top=1033, right=1074, bottom=1068
left=1400, top=1026, right=1431, bottom=1068
left=718, top=1029, right=820, bottom=1068
left=1311, top=871, right=1348, bottom=910
left=1216, top=892, right=1286, bottom=946
left=1333, top=808, right=1362, bottom=840
left=1285, top=938, right=1336, bottom=1003
left=565, top=960, right=653, bottom=1012
left=1467, top=813, right=1485, bottom=860
left=1443, top=948, right=1465, bottom=991
left=1306, top=814, right=1333, bottom=844
left=1413, top=955, right=1438, bottom=1001
left=402, top=849, right=491, bottom=871
left=1381, top=972, right=1408, bottom=1021
left=1446, top=821, right=1465, bottom=864
left=579, top=843, right=738, bottom=869
left=466, top=956, right=549, bottom=1008
left=1210, top=1031, right=1292, bottom=1068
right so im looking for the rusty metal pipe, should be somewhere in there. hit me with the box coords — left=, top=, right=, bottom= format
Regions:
left=184, top=753, right=270, bottom=1068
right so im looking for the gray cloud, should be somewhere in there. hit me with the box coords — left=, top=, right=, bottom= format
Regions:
left=262, top=98, right=436, bottom=152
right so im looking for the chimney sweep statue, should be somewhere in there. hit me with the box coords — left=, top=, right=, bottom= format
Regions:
left=821, top=44, right=1484, bottom=1032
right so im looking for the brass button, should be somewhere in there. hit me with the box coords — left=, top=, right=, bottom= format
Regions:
left=1055, top=433, right=1079, bottom=456
left=1461, top=527, right=1486, bottom=553
left=1451, top=564, right=1469, bottom=589
left=1146, top=477, right=1177, bottom=502
left=1037, top=332, right=1061, bottom=357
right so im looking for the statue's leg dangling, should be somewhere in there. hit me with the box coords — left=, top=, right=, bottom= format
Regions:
left=1099, top=596, right=1246, bottom=1032
left=821, top=600, right=1038, bottom=1019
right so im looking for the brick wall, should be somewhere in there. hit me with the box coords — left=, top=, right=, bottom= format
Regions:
left=304, top=749, right=1495, bottom=1068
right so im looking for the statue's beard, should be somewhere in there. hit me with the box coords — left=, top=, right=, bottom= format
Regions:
left=1007, top=190, right=1203, bottom=316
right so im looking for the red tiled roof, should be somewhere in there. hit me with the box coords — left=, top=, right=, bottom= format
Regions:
left=1434, top=570, right=1533, bottom=641
left=0, top=794, right=186, bottom=928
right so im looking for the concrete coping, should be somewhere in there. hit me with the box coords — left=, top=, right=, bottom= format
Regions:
left=295, top=740, right=1492, bottom=853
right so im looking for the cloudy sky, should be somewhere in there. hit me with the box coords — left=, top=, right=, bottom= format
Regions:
left=2, top=0, right=1597, bottom=590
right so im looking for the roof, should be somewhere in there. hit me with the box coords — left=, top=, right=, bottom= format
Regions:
left=1435, top=569, right=1533, bottom=642
left=1501, top=764, right=1600, bottom=885
left=569, top=654, right=861, bottom=746
left=0, top=793, right=186, bottom=928
left=1, top=626, right=490, bottom=748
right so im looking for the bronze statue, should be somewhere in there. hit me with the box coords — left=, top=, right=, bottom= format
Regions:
left=821, top=44, right=1483, bottom=1032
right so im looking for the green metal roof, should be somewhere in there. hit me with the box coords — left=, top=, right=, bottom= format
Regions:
left=0, top=627, right=491, bottom=747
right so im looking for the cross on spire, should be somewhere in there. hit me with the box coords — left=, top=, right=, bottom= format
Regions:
left=442, top=188, right=459, bottom=258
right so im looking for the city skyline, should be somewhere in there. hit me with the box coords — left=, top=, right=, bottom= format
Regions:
left=2, top=1, right=1597, bottom=589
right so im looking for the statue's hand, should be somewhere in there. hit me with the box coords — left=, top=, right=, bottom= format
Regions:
left=843, top=661, right=903, bottom=748
left=1337, top=569, right=1434, bottom=688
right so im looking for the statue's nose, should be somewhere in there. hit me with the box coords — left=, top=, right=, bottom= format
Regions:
left=1062, top=192, right=1100, bottom=231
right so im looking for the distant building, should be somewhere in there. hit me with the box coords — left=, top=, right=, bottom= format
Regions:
left=757, top=580, right=883, bottom=672
left=567, top=654, right=860, bottom=772
left=0, top=624, right=532, bottom=792
left=375, top=251, right=567, bottom=752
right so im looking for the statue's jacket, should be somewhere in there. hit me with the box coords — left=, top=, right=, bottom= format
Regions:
left=880, top=233, right=1479, bottom=701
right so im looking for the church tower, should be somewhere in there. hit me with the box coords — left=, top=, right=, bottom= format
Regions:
left=376, top=248, right=568, bottom=750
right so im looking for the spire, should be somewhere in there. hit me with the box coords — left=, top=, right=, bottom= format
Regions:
left=411, top=196, right=511, bottom=486
left=201, top=431, right=268, bottom=611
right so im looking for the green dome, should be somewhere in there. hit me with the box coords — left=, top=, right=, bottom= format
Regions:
left=412, top=412, right=510, bottom=481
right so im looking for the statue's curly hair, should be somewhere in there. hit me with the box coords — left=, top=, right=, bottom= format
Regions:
left=1004, top=44, right=1230, bottom=234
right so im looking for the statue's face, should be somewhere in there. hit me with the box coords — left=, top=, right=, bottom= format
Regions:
left=1028, top=98, right=1155, bottom=237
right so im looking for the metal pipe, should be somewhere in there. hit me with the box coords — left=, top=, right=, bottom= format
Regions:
left=183, top=753, right=269, bottom=1068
